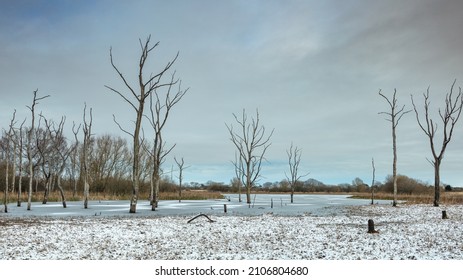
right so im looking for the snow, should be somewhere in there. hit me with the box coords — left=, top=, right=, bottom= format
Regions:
left=1, top=203, right=462, bottom=260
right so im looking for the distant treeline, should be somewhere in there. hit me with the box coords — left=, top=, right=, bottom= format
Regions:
left=205, top=175, right=461, bottom=195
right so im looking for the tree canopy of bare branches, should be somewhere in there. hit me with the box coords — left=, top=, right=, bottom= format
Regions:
left=26, top=90, right=49, bottom=211
left=379, top=89, right=411, bottom=206
left=105, top=35, right=181, bottom=213
left=411, top=80, right=463, bottom=207
left=226, top=109, right=273, bottom=204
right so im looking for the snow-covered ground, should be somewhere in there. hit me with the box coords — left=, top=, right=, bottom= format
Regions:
left=1, top=204, right=462, bottom=260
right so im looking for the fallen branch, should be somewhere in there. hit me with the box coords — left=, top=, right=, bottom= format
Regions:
left=187, top=214, right=215, bottom=223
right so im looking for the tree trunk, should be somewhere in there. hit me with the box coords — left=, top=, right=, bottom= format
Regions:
left=130, top=105, right=144, bottom=214
left=4, top=159, right=9, bottom=213
left=56, top=176, right=67, bottom=208
left=434, top=161, right=441, bottom=207
left=152, top=174, right=160, bottom=211
left=392, top=120, right=398, bottom=207
left=84, top=181, right=89, bottom=209
left=290, top=192, right=294, bottom=204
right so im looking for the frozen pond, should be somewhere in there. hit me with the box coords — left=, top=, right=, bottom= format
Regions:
left=1, top=194, right=392, bottom=218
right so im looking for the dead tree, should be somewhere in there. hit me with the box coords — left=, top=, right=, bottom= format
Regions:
left=411, top=81, right=463, bottom=207
left=232, top=152, right=244, bottom=203
left=285, top=143, right=309, bottom=203
left=15, top=119, right=26, bottom=207
left=371, top=157, right=376, bottom=205
left=69, top=122, right=81, bottom=198
left=146, top=77, right=188, bottom=210
left=105, top=35, right=180, bottom=213
left=379, top=89, right=411, bottom=206
left=226, top=109, right=274, bottom=204
left=26, top=90, right=49, bottom=211
left=82, top=104, right=93, bottom=209
left=51, top=117, right=78, bottom=208
left=2, top=110, right=17, bottom=213
left=174, top=157, right=189, bottom=203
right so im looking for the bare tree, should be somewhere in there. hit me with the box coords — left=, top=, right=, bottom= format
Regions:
left=68, top=123, right=81, bottom=198
left=285, top=143, right=309, bottom=203
left=411, top=81, right=463, bottom=207
left=50, top=117, right=77, bottom=208
left=232, top=152, right=244, bottom=203
left=379, top=89, right=411, bottom=206
left=2, top=110, right=17, bottom=213
left=16, top=119, right=26, bottom=206
left=174, top=157, right=189, bottom=203
left=226, top=109, right=274, bottom=204
left=371, top=157, right=376, bottom=205
left=36, top=117, right=55, bottom=205
left=146, top=80, right=188, bottom=210
left=105, top=35, right=180, bottom=213
left=26, top=90, right=49, bottom=210
left=82, top=104, right=93, bottom=209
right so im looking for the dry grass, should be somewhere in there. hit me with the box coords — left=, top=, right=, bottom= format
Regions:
left=8, top=190, right=224, bottom=203
left=352, top=191, right=463, bottom=205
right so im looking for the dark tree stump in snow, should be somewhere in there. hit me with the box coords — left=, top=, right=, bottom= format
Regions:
left=187, top=214, right=216, bottom=223
left=442, top=210, right=449, bottom=219
left=368, top=219, right=379, bottom=233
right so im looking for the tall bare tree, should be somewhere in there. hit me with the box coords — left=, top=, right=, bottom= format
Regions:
left=285, top=143, right=309, bottom=203
left=379, top=89, right=411, bottom=206
left=2, top=110, right=17, bottom=213
left=50, top=116, right=77, bottom=208
left=174, top=157, right=189, bottom=203
left=227, top=109, right=273, bottom=204
left=16, top=119, right=26, bottom=206
left=82, top=104, right=93, bottom=209
left=411, top=81, right=463, bottom=207
left=69, top=122, right=81, bottom=198
left=147, top=79, right=187, bottom=210
left=371, top=157, right=376, bottom=205
left=106, top=35, right=180, bottom=213
left=26, top=90, right=49, bottom=211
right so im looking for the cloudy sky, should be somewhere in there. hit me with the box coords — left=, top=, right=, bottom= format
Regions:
left=1, top=0, right=463, bottom=187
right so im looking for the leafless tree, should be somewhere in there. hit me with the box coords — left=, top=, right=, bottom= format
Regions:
left=26, top=90, right=49, bottom=211
left=68, top=123, right=81, bottom=198
left=379, top=89, right=411, bottom=206
left=174, top=157, right=189, bottom=203
left=36, top=116, right=56, bottom=204
left=89, top=134, right=131, bottom=194
left=15, top=119, right=26, bottom=206
left=50, top=117, right=77, bottom=208
left=371, top=157, right=376, bottom=205
left=105, top=35, right=180, bottom=213
left=82, top=104, right=93, bottom=209
left=2, top=110, right=17, bottom=213
left=285, top=143, right=309, bottom=203
left=146, top=79, right=188, bottom=210
left=226, top=109, right=274, bottom=204
left=232, top=152, right=244, bottom=202
left=411, top=81, right=463, bottom=207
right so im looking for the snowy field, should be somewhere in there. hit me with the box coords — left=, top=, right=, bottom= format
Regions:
left=1, top=203, right=462, bottom=260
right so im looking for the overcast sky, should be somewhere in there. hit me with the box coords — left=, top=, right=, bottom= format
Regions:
left=1, top=0, right=463, bottom=187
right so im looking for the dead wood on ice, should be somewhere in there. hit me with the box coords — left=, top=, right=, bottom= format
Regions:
left=187, top=214, right=216, bottom=223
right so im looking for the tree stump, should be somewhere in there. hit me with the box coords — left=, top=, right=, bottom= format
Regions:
left=368, top=219, right=379, bottom=233
left=442, top=210, right=449, bottom=219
